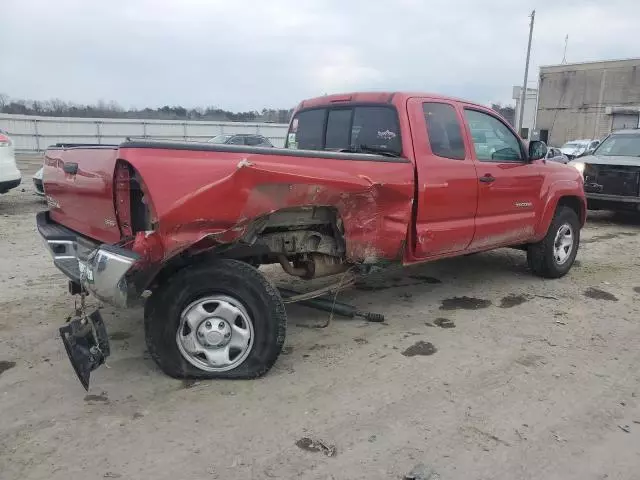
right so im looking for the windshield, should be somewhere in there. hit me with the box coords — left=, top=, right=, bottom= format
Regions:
left=286, top=105, right=402, bottom=156
left=208, top=134, right=233, bottom=144
left=593, top=134, right=640, bottom=157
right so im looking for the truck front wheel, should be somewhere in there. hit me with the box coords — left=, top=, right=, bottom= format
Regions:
left=527, top=206, right=580, bottom=279
left=144, top=259, right=286, bottom=379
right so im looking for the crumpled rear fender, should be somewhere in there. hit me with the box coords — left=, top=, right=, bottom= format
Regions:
left=119, top=147, right=415, bottom=265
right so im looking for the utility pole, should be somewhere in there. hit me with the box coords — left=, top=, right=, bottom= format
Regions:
left=561, top=34, right=568, bottom=64
left=518, top=9, right=535, bottom=138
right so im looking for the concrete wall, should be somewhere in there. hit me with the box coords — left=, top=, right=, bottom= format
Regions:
left=0, top=113, right=289, bottom=151
left=535, top=58, right=640, bottom=146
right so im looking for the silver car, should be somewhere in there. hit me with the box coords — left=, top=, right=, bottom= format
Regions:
left=559, top=139, right=600, bottom=160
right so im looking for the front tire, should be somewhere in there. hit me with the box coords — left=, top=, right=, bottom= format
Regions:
left=144, top=259, right=286, bottom=379
left=527, top=206, right=580, bottom=279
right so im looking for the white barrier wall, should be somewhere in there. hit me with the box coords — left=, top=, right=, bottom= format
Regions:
left=0, top=113, right=289, bottom=151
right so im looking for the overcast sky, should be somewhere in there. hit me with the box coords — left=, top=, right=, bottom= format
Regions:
left=2, top=0, right=639, bottom=111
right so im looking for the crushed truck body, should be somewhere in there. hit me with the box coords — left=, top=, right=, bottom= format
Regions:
left=37, top=91, right=586, bottom=389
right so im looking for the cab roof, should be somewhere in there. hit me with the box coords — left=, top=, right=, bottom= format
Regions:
left=297, top=91, right=488, bottom=110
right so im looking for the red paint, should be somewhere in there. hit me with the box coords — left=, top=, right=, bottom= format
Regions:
left=42, top=92, right=586, bottom=272
left=44, top=148, right=121, bottom=243
left=114, top=161, right=133, bottom=238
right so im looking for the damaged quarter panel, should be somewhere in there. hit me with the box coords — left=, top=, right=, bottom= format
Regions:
left=117, top=145, right=415, bottom=264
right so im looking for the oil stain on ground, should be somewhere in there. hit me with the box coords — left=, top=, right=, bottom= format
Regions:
left=440, top=296, right=491, bottom=311
left=295, top=437, right=337, bottom=457
left=84, top=393, right=109, bottom=403
left=433, top=318, right=456, bottom=328
left=633, top=287, right=640, bottom=294
left=402, top=341, right=437, bottom=357
left=516, top=353, right=546, bottom=367
left=408, top=275, right=442, bottom=284
left=0, top=360, right=16, bottom=375
left=584, top=287, right=618, bottom=302
left=582, top=232, right=637, bottom=244
left=356, top=275, right=442, bottom=291
left=109, top=331, right=131, bottom=341
left=499, top=294, right=529, bottom=309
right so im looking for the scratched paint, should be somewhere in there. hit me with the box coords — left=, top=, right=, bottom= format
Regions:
left=119, top=147, right=415, bottom=266
left=470, top=226, right=535, bottom=251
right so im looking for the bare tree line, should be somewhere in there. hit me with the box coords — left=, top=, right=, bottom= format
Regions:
left=0, top=93, right=514, bottom=126
left=490, top=103, right=515, bottom=126
left=0, top=93, right=294, bottom=123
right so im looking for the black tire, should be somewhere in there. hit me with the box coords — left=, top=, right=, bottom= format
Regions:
left=527, top=206, right=580, bottom=279
left=144, top=259, right=286, bottom=379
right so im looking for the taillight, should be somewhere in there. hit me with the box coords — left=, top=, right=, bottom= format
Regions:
left=0, top=134, right=12, bottom=147
left=114, top=160, right=157, bottom=239
left=114, top=161, right=133, bottom=238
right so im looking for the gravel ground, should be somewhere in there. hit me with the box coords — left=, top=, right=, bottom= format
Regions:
left=1, top=154, right=640, bottom=480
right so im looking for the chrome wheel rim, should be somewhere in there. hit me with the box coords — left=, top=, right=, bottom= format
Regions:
left=553, top=223, right=574, bottom=265
left=176, top=295, right=254, bottom=372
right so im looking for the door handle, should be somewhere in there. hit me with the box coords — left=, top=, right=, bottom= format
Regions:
left=479, top=174, right=495, bottom=183
left=63, top=162, right=78, bottom=175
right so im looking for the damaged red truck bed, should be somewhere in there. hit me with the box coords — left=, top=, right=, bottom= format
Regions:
left=38, top=91, right=586, bottom=388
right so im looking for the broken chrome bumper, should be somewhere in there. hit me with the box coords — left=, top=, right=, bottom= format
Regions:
left=36, top=211, right=140, bottom=308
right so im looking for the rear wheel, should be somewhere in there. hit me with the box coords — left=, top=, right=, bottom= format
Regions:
left=527, top=206, right=580, bottom=278
left=144, top=259, right=286, bottom=379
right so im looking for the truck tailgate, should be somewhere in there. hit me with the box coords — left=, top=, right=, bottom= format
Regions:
left=43, top=146, right=121, bottom=244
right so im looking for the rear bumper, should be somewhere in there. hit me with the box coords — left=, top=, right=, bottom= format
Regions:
left=36, top=211, right=140, bottom=308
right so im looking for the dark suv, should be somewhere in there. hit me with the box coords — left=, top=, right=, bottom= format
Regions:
left=569, top=129, right=640, bottom=212
left=207, top=134, right=274, bottom=147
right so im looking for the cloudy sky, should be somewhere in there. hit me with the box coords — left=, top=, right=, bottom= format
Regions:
left=2, top=0, right=639, bottom=111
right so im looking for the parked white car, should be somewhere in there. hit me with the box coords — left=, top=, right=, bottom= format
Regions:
left=33, top=167, right=44, bottom=196
left=0, top=129, right=22, bottom=194
left=559, top=139, right=600, bottom=160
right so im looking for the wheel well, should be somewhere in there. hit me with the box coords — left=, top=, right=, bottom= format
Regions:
left=140, top=206, right=346, bottom=291
left=557, top=196, right=584, bottom=225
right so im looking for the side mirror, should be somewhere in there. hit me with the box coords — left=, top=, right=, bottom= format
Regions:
left=528, top=140, right=547, bottom=161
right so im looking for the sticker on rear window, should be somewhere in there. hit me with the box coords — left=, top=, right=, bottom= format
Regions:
left=377, top=129, right=397, bottom=140
left=291, top=118, right=299, bottom=132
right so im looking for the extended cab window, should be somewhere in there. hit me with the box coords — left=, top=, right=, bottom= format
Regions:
left=325, top=109, right=352, bottom=149
left=291, top=109, right=325, bottom=150
left=423, top=103, right=465, bottom=160
left=465, top=109, right=523, bottom=162
left=287, top=105, right=402, bottom=156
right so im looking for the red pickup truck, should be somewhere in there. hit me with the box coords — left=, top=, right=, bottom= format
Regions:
left=38, top=92, right=586, bottom=388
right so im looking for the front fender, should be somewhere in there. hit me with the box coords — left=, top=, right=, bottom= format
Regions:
left=534, top=179, right=586, bottom=241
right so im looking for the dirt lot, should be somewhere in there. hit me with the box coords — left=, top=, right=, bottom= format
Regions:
left=1, top=154, right=640, bottom=480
